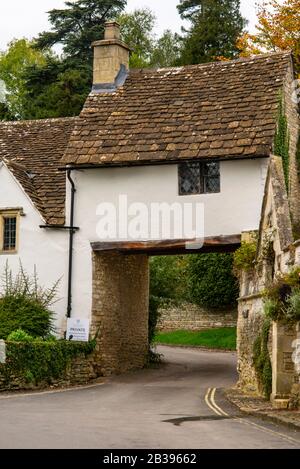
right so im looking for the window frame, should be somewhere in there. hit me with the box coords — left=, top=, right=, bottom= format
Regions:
left=178, top=160, right=221, bottom=196
left=0, top=209, right=20, bottom=254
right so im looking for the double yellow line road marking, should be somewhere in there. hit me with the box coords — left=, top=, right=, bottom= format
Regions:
left=205, top=388, right=228, bottom=417
left=205, top=387, right=300, bottom=446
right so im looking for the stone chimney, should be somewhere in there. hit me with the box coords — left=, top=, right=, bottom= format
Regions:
left=92, top=22, right=130, bottom=86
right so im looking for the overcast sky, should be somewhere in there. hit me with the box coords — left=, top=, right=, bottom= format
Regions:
left=0, top=0, right=259, bottom=51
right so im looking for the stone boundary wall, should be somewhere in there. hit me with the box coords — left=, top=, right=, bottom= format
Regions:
left=157, top=302, right=237, bottom=331
left=0, top=354, right=97, bottom=392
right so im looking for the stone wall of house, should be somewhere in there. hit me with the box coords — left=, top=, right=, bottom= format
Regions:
left=157, top=303, right=237, bottom=332
left=237, top=163, right=297, bottom=400
left=237, top=293, right=265, bottom=393
left=284, top=60, right=300, bottom=226
left=91, top=252, right=149, bottom=376
left=0, top=354, right=97, bottom=392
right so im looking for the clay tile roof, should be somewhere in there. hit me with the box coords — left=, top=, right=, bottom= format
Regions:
left=62, top=52, right=293, bottom=167
left=0, top=118, right=76, bottom=224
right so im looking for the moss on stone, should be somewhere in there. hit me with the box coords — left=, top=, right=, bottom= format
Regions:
left=253, top=319, right=272, bottom=399
left=274, top=94, right=290, bottom=192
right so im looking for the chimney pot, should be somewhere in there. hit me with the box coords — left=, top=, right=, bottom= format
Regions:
left=92, top=21, right=130, bottom=86
left=104, top=22, right=121, bottom=40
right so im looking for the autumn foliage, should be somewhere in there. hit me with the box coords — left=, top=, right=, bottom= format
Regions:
left=237, top=0, right=300, bottom=71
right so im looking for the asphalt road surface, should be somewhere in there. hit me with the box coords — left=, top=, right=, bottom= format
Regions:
left=0, top=346, right=299, bottom=449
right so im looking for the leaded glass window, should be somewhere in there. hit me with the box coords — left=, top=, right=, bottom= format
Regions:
left=178, top=162, right=201, bottom=195
left=203, top=162, right=220, bottom=193
left=178, top=161, right=220, bottom=195
left=3, top=217, right=17, bottom=251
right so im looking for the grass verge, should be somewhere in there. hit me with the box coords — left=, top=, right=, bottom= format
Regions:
left=155, top=327, right=236, bottom=351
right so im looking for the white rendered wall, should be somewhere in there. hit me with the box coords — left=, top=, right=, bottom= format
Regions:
left=0, top=163, right=68, bottom=334
left=69, top=158, right=268, bottom=319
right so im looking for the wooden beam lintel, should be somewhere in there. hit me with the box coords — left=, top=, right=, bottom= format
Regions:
left=91, top=235, right=241, bottom=255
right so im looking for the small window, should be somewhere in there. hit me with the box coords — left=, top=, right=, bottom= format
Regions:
left=0, top=211, right=20, bottom=254
left=178, top=161, right=220, bottom=196
left=3, top=217, right=17, bottom=251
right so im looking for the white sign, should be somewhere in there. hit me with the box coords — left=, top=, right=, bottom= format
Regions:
left=0, top=340, right=6, bottom=364
left=67, top=318, right=90, bottom=342
left=292, top=339, right=300, bottom=374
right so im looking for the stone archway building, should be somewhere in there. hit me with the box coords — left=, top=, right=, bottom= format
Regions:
left=0, top=23, right=299, bottom=402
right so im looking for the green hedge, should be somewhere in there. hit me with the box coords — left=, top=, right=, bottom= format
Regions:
left=188, top=253, right=239, bottom=309
left=0, top=339, right=96, bottom=387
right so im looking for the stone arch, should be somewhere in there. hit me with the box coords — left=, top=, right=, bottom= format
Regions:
left=90, top=235, right=240, bottom=376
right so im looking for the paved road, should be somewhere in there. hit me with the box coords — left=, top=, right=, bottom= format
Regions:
left=0, top=346, right=299, bottom=449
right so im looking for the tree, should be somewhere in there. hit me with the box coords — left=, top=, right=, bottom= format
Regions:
left=118, top=9, right=182, bottom=68
left=151, top=30, right=182, bottom=68
left=0, top=39, right=46, bottom=119
left=177, top=0, right=246, bottom=64
left=0, top=102, right=12, bottom=121
left=150, top=256, right=189, bottom=302
left=0, top=80, right=11, bottom=120
left=237, top=0, right=300, bottom=71
left=22, top=58, right=91, bottom=119
left=178, top=0, right=208, bottom=19
left=118, top=8, right=156, bottom=68
left=188, top=253, right=239, bottom=308
left=20, top=0, right=127, bottom=119
left=35, top=0, right=127, bottom=62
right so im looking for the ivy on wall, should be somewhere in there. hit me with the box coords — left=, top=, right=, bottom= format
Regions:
left=274, top=95, right=290, bottom=192
left=0, top=339, right=96, bottom=387
left=253, top=319, right=272, bottom=399
left=297, top=135, right=300, bottom=172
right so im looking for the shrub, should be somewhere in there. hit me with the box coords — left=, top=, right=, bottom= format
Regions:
left=263, top=267, right=300, bottom=324
left=233, top=241, right=257, bottom=274
left=7, top=329, right=34, bottom=342
left=188, top=253, right=239, bottom=309
left=283, top=289, right=300, bottom=323
left=148, top=295, right=161, bottom=345
left=264, top=298, right=281, bottom=321
left=147, top=295, right=163, bottom=365
left=0, top=263, right=59, bottom=339
left=0, top=296, right=55, bottom=339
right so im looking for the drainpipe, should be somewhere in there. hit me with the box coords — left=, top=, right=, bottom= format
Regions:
left=67, top=168, right=76, bottom=318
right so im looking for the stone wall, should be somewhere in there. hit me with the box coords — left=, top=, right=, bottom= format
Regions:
left=272, top=322, right=298, bottom=401
left=237, top=293, right=265, bottom=393
left=158, top=302, right=237, bottom=332
left=0, top=354, right=97, bottom=392
left=91, top=252, right=149, bottom=376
